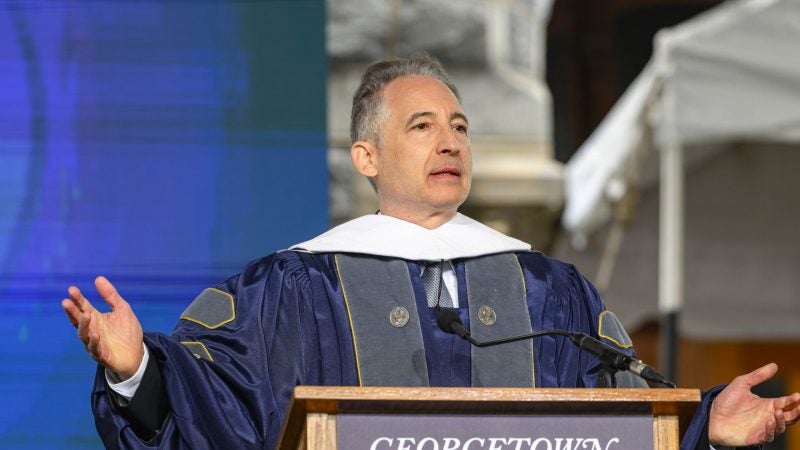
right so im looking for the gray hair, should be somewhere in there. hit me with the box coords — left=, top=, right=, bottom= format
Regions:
left=350, top=53, right=461, bottom=145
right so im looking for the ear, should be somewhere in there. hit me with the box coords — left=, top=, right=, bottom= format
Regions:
left=351, top=141, right=379, bottom=178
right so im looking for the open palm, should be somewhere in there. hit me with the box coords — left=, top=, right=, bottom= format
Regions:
left=710, top=363, right=800, bottom=446
left=62, top=276, right=144, bottom=379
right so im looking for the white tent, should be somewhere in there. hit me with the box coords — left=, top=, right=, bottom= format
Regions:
left=563, top=0, right=800, bottom=322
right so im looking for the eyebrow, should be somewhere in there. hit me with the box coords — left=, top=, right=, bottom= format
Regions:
left=405, top=111, right=469, bottom=128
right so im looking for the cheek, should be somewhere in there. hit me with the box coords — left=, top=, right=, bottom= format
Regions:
left=463, top=154, right=473, bottom=177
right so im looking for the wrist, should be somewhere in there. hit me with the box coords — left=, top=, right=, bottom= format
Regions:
left=106, top=344, right=149, bottom=400
left=113, top=342, right=145, bottom=381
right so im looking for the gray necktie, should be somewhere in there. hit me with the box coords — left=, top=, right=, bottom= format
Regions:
left=422, top=262, right=453, bottom=308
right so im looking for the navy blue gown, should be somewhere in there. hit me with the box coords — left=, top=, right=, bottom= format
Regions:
left=90, top=251, right=718, bottom=449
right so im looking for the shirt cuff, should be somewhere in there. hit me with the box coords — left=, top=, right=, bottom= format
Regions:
left=105, top=343, right=149, bottom=401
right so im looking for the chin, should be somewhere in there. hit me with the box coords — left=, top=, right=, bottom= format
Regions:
left=431, top=196, right=468, bottom=212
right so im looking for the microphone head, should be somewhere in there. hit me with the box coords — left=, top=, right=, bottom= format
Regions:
left=435, top=308, right=462, bottom=335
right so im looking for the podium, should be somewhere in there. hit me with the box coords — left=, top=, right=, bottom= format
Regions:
left=277, top=386, right=700, bottom=450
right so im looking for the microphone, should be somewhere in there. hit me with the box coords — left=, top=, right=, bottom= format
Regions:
left=435, top=308, right=676, bottom=388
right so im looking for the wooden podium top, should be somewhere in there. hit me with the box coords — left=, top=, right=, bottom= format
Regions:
left=279, top=387, right=701, bottom=449
left=288, top=386, right=699, bottom=414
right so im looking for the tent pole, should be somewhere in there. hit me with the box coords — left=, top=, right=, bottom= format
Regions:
left=659, top=137, right=683, bottom=382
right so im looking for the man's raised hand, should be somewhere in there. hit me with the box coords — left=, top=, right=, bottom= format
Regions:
left=61, top=276, right=144, bottom=380
left=709, top=363, right=800, bottom=446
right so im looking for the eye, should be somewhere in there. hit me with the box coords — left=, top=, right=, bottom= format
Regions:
left=413, top=122, right=430, bottom=130
left=453, top=124, right=468, bottom=134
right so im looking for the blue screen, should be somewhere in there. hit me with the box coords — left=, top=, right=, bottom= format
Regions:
left=0, top=1, right=327, bottom=447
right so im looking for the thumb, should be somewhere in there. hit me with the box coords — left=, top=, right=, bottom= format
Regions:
left=739, top=363, right=779, bottom=388
left=95, top=276, right=127, bottom=310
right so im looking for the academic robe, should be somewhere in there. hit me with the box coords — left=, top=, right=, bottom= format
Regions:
left=90, top=249, right=719, bottom=449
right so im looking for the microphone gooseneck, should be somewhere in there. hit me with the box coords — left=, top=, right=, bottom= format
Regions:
left=434, top=308, right=676, bottom=388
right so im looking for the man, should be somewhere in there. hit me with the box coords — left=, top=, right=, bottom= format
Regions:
left=63, top=54, right=799, bottom=449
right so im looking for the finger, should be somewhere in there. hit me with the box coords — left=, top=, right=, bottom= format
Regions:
left=738, top=363, right=779, bottom=388
left=95, top=276, right=127, bottom=310
left=86, top=329, right=103, bottom=362
left=77, top=311, right=94, bottom=345
left=763, top=416, right=777, bottom=443
left=776, top=409, right=787, bottom=435
left=61, top=298, right=81, bottom=327
left=782, top=393, right=800, bottom=425
left=67, top=285, right=97, bottom=314
left=782, top=392, right=800, bottom=411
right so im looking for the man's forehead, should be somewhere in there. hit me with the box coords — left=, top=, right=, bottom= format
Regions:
left=384, top=75, right=459, bottom=103
left=382, top=75, right=466, bottom=119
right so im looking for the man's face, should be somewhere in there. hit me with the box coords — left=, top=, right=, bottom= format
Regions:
left=370, top=75, right=472, bottom=221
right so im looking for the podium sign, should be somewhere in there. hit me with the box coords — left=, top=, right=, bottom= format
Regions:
left=278, top=386, right=701, bottom=450
left=338, top=414, right=652, bottom=449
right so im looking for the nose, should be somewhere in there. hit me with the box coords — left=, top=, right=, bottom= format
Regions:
left=437, top=127, right=467, bottom=155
